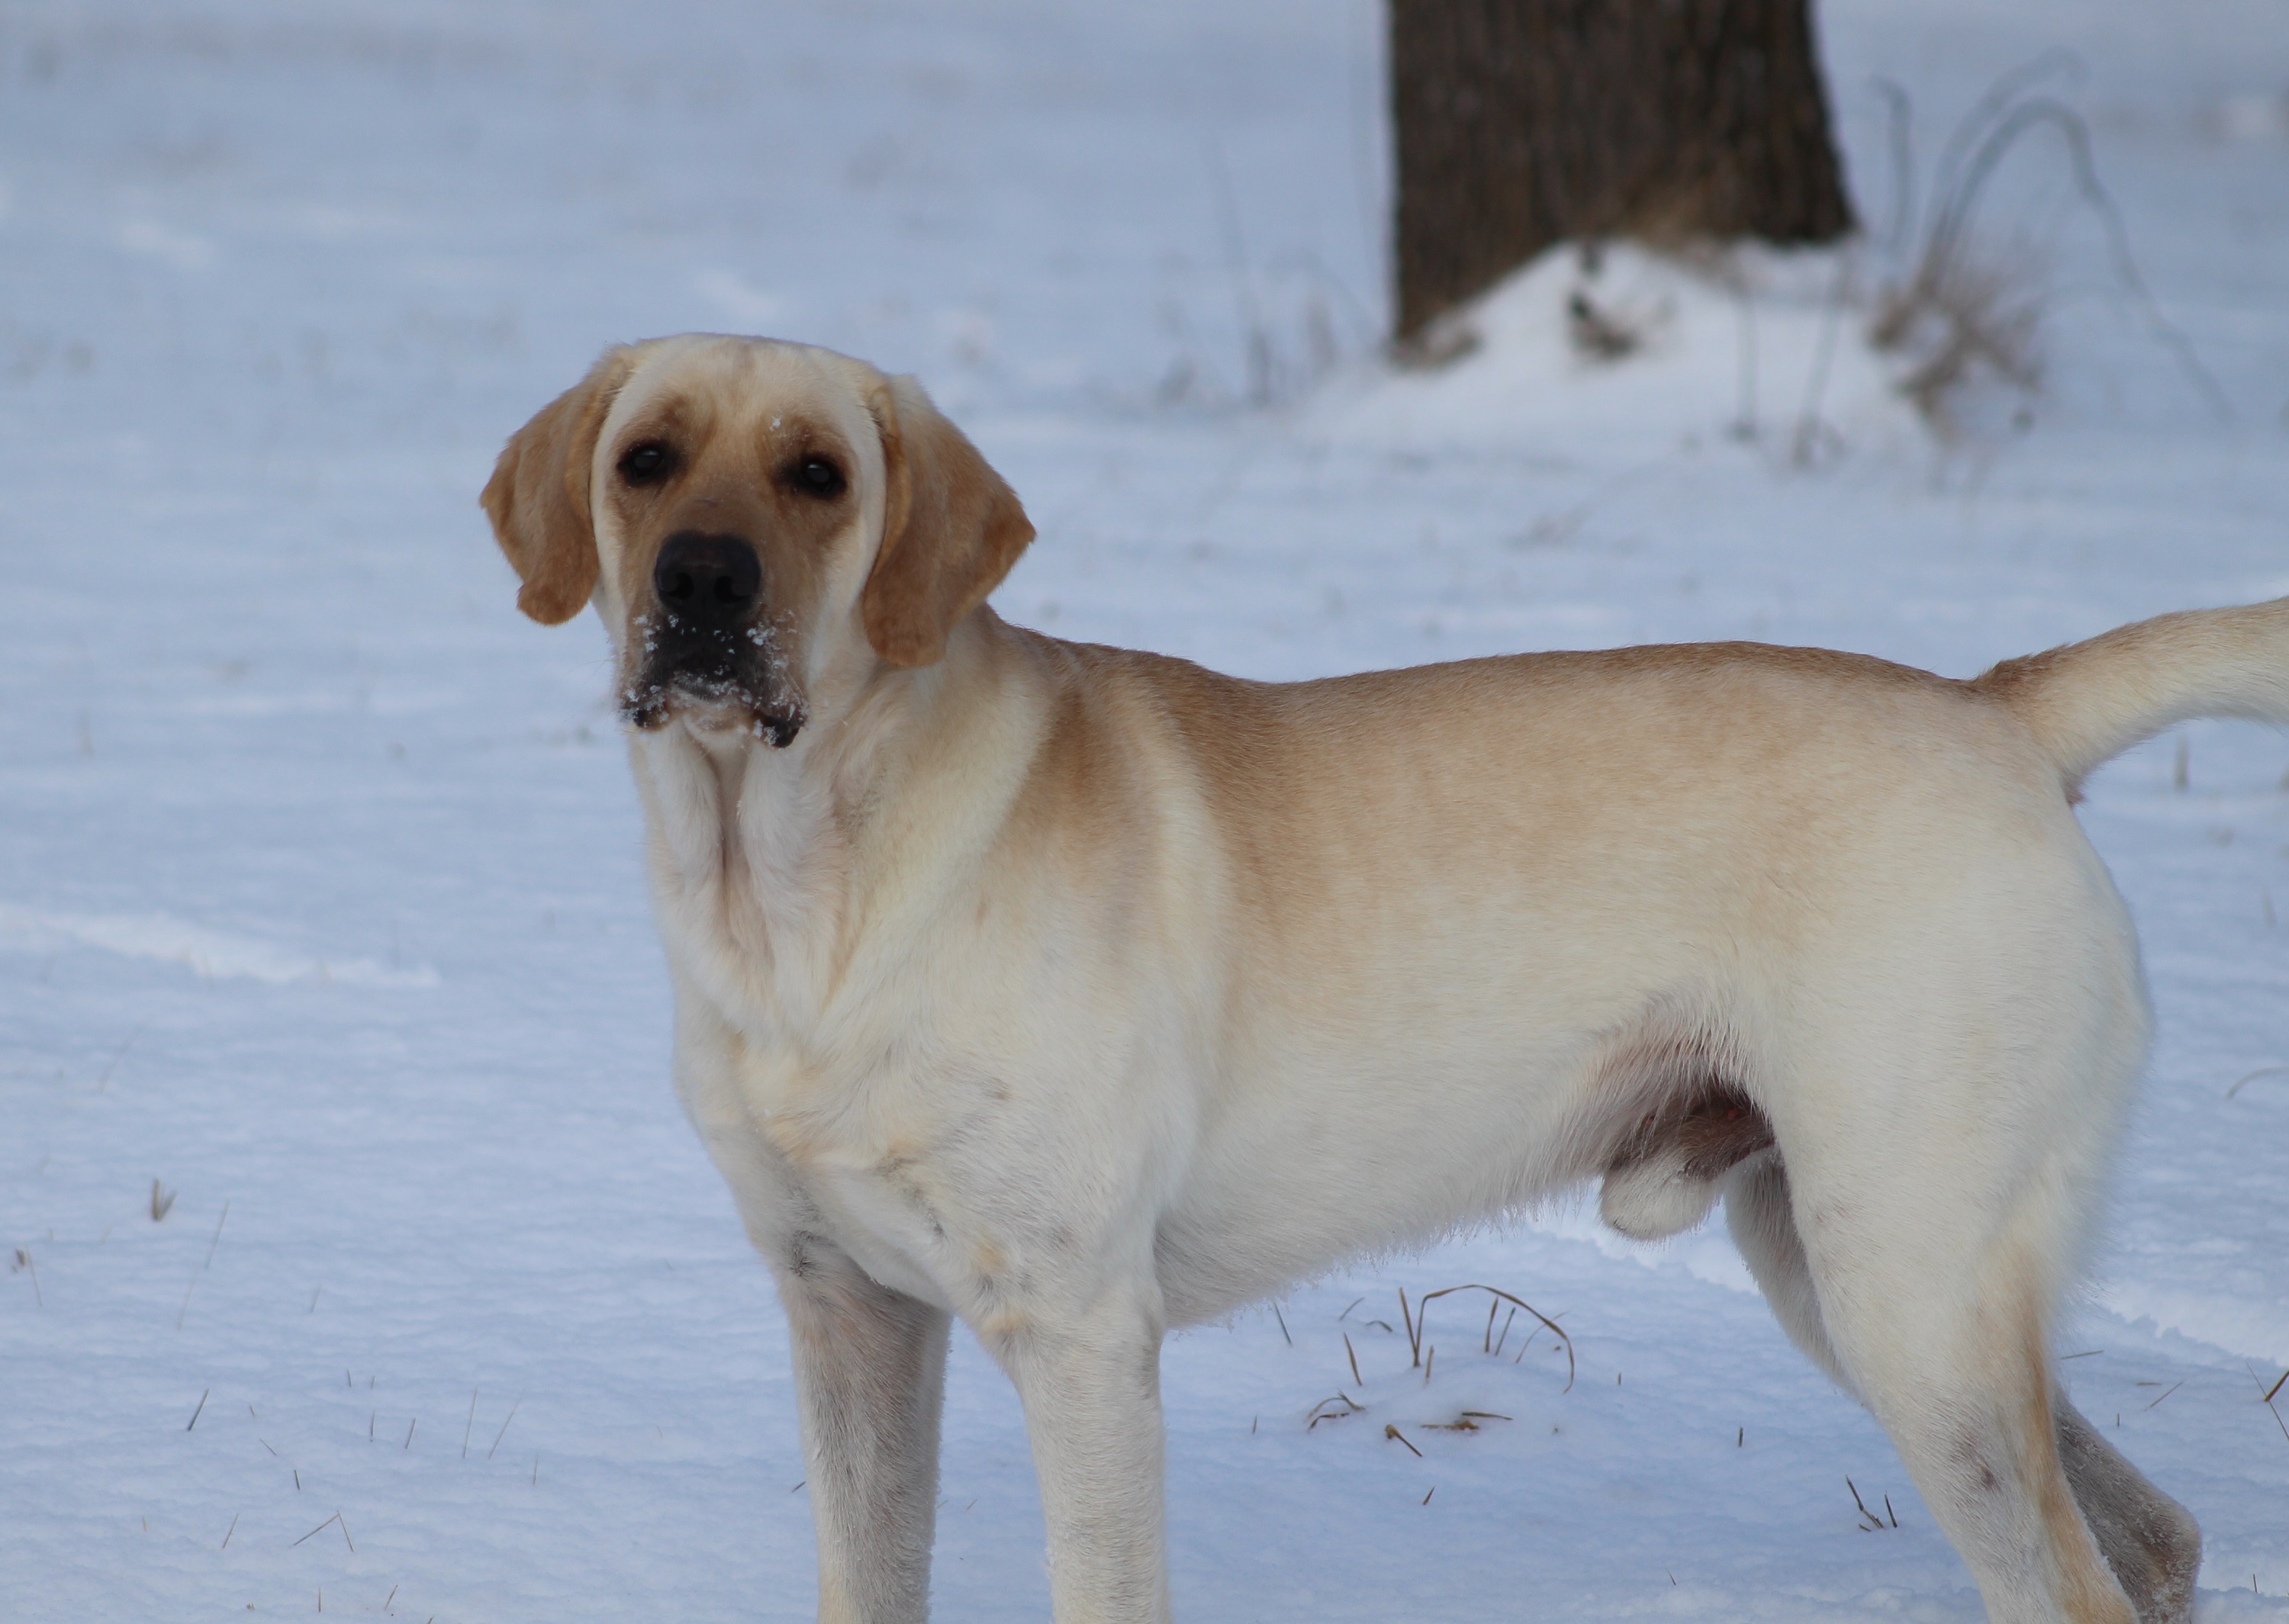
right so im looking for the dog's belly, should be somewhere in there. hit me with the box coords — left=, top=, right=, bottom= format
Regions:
left=1148, top=989, right=1659, bottom=1327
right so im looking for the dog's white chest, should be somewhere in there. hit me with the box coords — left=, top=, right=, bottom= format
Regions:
left=678, top=1023, right=1005, bottom=1317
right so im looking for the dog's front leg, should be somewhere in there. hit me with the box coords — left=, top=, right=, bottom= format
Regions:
left=777, top=1243, right=952, bottom=1624
left=996, top=1291, right=1171, bottom=1624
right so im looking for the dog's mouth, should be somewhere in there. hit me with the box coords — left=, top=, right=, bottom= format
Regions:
left=621, top=613, right=804, bottom=747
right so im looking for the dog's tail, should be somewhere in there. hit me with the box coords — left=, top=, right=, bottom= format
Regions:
left=1973, top=598, right=2289, bottom=791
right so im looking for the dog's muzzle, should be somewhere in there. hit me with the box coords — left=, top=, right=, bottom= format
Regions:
left=622, top=531, right=803, bottom=745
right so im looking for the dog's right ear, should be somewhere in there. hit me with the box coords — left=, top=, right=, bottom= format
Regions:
left=481, top=348, right=638, bottom=625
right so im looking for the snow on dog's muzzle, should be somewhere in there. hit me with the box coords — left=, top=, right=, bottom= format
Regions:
left=622, top=530, right=803, bottom=744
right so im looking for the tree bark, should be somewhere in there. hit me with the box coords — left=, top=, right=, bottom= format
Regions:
left=1391, top=0, right=1856, bottom=342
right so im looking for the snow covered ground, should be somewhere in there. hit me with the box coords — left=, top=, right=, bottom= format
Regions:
left=3, top=0, right=2287, bottom=1618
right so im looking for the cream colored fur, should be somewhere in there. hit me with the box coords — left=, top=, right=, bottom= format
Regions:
left=485, top=336, right=2268, bottom=1624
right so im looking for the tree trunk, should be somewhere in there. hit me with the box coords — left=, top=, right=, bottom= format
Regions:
left=1391, top=0, right=1856, bottom=342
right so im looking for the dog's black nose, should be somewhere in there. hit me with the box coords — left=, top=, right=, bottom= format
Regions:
left=653, top=532, right=761, bottom=622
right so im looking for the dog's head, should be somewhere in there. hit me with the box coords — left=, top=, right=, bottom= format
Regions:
left=481, top=336, right=1034, bottom=744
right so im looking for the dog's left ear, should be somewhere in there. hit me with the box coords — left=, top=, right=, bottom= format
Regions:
left=481, top=346, right=638, bottom=625
left=861, top=375, right=1035, bottom=668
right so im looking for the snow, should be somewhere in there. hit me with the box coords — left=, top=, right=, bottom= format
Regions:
left=3, top=0, right=2287, bottom=1619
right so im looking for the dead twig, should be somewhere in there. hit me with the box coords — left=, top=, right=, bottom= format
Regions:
left=1383, top=1423, right=1423, bottom=1458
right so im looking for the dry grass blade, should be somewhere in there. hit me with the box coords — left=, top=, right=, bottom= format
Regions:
left=98, top=1023, right=146, bottom=1092
left=2227, top=1368, right=2284, bottom=1442
left=2226, top=1066, right=2289, bottom=1099
left=488, top=1397, right=523, bottom=1459
left=1846, top=1477, right=1888, bottom=1532
left=291, top=1512, right=342, bottom=1548
left=1383, top=1423, right=1422, bottom=1458
left=1947, top=97, right=2229, bottom=420
left=1422, top=1410, right=1512, bottom=1433
left=200, top=1200, right=230, bottom=1269
left=1874, top=59, right=2229, bottom=434
left=1415, top=1284, right=1575, bottom=1392
left=1869, top=76, right=1917, bottom=259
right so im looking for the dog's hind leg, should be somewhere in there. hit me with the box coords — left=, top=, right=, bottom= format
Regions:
left=1725, top=1151, right=2198, bottom=1624
left=1724, top=1150, right=1856, bottom=1394
left=2051, top=1396, right=2201, bottom=1624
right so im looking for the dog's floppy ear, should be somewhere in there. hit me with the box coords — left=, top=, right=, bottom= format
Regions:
left=861, top=375, right=1035, bottom=668
left=481, top=347, right=638, bottom=625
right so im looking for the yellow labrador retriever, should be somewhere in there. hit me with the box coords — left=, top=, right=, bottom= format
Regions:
left=485, top=334, right=2285, bottom=1624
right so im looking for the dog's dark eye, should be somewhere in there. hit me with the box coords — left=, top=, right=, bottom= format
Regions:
left=619, top=442, right=674, bottom=485
left=792, top=457, right=845, bottom=499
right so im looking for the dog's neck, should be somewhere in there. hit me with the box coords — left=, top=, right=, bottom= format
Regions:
left=626, top=612, right=1026, bottom=1040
